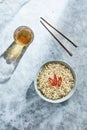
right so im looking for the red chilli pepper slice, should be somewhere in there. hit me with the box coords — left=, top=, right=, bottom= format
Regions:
left=48, top=78, right=55, bottom=86
left=57, top=77, right=62, bottom=87
left=54, top=73, right=57, bottom=85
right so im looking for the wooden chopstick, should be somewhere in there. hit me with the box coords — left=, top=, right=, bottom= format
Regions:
left=40, top=17, right=78, bottom=47
left=40, top=21, right=73, bottom=56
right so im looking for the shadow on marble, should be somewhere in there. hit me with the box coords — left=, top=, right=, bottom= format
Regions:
left=22, top=81, right=70, bottom=130
left=5, top=123, right=19, bottom=130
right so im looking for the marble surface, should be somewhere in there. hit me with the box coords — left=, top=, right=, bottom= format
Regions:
left=0, top=0, right=87, bottom=130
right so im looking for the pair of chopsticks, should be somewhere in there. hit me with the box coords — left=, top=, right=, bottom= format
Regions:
left=40, top=17, right=78, bottom=56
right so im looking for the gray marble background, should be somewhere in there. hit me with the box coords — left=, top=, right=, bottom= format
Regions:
left=0, top=0, right=87, bottom=130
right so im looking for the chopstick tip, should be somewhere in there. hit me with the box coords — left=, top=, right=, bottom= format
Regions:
left=40, top=17, right=43, bottom=19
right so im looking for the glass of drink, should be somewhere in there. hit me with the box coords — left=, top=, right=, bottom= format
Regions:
left=0, top=26, right=34, bottom=83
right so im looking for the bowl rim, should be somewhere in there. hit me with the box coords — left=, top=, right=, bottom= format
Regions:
left=34, top=60, right=76, bottom=103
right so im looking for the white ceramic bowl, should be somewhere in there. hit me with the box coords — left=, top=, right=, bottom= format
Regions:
left=34, top=61, right=76, bottom=103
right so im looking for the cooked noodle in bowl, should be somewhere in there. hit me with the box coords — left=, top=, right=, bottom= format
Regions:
left=34, top=61, right=76, bottom=103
